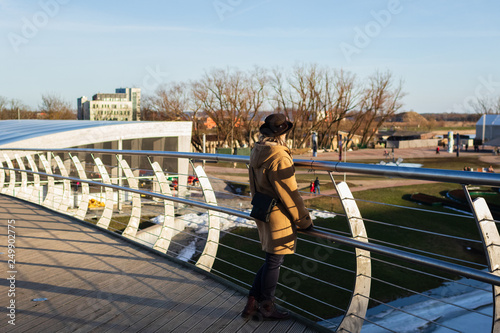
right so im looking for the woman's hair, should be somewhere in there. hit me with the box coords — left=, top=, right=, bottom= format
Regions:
left=259, top=134, right=288, bottom=147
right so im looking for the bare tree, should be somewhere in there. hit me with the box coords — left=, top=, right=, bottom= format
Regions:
left=318, top=69, right=360, bottom=149
left=0, top=96, right=10, bottom=119
left=0, top=96, right=7, bottom=112
left=349, top=71, right=405, bottom=147
left=136, top=65, right=406, bottom=152
left=270, top=64, right=329, bottom=148
left=270, top=65, right=361, bottom=149
left=39, top=93, right=75, bottom=119
left=192, top=67, right=253, bottom=149
left=0, top=97, right=33, bottom=120
left=473, top=96, right=500, bottom=114
left=143, top=83, right=191, bottom=121
left=189, top=81, right=208, bottom=152
left=241, top=66, right=269, bottom=146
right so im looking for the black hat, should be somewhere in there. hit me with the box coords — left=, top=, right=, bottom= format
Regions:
left=259, top=114, right=293, bottom=137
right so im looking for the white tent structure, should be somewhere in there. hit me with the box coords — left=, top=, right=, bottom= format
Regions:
left=481, top=136, right=500, bottom=147
left=476, top=114, right=500, bottom=143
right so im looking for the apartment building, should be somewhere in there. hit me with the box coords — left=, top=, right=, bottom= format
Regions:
left=78, top=88, right=141, bottom=121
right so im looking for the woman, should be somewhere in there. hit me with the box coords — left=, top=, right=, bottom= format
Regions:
left=242, top=114, right=313, bottom=320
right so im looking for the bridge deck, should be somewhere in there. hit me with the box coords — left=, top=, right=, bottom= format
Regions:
left=0, top=195, right=318, bottom=332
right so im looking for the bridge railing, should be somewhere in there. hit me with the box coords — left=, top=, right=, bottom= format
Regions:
left=1, top=148, right=500, bottom=333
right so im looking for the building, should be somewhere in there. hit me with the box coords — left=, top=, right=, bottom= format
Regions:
left=0, top=119, right=193, bottom=212
left=377, top=130, right=438, bottom=149
left=78, top=88, right=141, bottom=121
left=0, top=119, right=191, bottom=184
left=476, top=114, right=500, bottom=144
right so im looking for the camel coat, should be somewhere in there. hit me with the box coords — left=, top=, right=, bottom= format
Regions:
left=249, top=142, right=312, bottom=254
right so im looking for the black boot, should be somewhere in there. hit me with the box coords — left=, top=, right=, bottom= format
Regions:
left=241, top=296, right=258, bottom=319
left=258, top=300, right=290, bottom=320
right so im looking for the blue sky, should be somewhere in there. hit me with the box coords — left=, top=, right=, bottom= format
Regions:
left=1, top=0, right=499, bottom=113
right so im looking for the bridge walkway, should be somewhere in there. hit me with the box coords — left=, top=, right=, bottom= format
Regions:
left=0, top=195, right=318, bottom=333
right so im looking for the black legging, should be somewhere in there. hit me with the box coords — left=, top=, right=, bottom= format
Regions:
left=249, top=252, right=285, bottom=302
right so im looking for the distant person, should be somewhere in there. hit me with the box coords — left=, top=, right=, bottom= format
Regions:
left=314, top=177, right=320, bottom=195
left=243, top=113, right=313, bottom=320
left=488, top=165, right=495, bottom=173
left=310, top=181, right=315, bottom=195
left=436, top=147, right=440, bottom=154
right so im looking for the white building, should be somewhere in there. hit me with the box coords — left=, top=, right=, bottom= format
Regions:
left=0, top=119, right=192, bottom=179
left=78, top=88, right=141, bottom=121
left=476, top=114, right=500, bottom=143
left=0, top=119, right=192, bottom=211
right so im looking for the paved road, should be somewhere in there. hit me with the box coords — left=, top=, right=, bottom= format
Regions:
left=203, top=146, right=499, bottom=196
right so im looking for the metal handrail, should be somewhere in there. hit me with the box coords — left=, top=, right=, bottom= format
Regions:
left=2, top=165, right=500, bottom=287
left=301, top=229, right=500, bottom=285
left=2, top=148, right=500, bottom=186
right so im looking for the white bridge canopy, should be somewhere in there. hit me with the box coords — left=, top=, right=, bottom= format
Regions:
left=0, top=119, right=192, bottom=150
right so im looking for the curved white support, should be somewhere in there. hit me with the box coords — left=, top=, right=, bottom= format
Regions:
left=71, top=155, right=90, bottom=221
left=39, top=154, right=56, bottom=209
left=15, top=154, right=30, bottom=200
left=194, top=164, right=221, bottom=272
left=147, top=161, right=176, bottom=253
left=331, top=176, right=371, bottom=333
left=53, top=155, right=71, bottom=213
left=2, top=154, right=16, bottom=196
left=463, top=186, right=500, bottom=332
left=26, top=155, right=41, bottom=204
left=0, top=161, right=4, bottom=191
left=119, top=159, right=142, bottom=239
left=93, top=157, right=114, bottom=230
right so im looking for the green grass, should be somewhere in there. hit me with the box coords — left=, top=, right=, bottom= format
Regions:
left=212, top=182, right=491, bottom=321
left=206, top=154, right=494, bottom=320
left=213, top=226, right=357, bottom=319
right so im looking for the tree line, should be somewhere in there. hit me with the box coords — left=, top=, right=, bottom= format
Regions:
left=0, top=94, right=75, bottom=120
left=473, top=96, right=500, bottom=115
left=4, top=64, right=496, bottom=152
left=142, top=64, right=406, bottom=151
